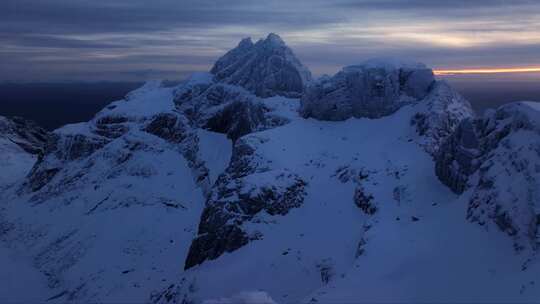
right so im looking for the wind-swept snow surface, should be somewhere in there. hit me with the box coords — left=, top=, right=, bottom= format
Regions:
left=0, top=246, right=49, bottom=302
left=162, top=98, right=540, bottom=303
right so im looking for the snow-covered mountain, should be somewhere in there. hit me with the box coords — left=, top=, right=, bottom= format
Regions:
left=1, top=33, right=540, bottom=303
left=300, top=58, right=435, bottom=120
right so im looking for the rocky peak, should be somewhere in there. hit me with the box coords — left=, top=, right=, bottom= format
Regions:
left=300, top=58, right=436, bottom=121
left=210, top=33, right=312, bottom=98
left=260, top=32, right=286, bottom=47
left=238, top=37, right=254, bottom=49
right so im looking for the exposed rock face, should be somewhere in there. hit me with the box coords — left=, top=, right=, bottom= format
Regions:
left=436, top=102, right=540, bottom=250
left=94, top=115, right=129, bottom=139
left=184, top=137, right=307, bottom=269
left=434, top=118, right=481, bottom=194
left=353, top=186, right=377, bottom=215
left=144, top=113, right=189, bottom=144
left=172, top=72, right=214, bottom=107
left=21, top=127, right=110, bottom=194
left=300, top=59, right=435, bottom=120
left=0, top=116, right=50, bottom=154
left=411, top=81, right=475, bottom=156
left=176, top=84, right=263, bottom=141
left=175, top=77, right=289, bottom=141
left=211, top=33, right=312, bottom=98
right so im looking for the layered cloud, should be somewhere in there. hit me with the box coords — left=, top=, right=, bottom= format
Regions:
left=2, top=0, right=540, bottom=81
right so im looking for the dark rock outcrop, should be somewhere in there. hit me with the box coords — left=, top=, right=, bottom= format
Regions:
left=435, top=118, right=481, bottom=193
left=436, top=102, right=540, bottom=250
left=21, top=131, right=108, bottom=194
left=0, top=115, right=50, bottom=154
left=184, top=137, right=307, bottom=269
left=175, top=82, right=288, bottom=141
left=353, top=186, right=377, bottom=215
left=300, top=59, right=435, bottom=120
left=144, top=113, right=188, bottom=144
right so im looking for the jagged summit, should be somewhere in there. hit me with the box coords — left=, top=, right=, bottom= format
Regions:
left=237, top=37, right=254, bottom=48
left=261, top=32, right=286, bottom=46
left=210, top=33, right=312, bottom=98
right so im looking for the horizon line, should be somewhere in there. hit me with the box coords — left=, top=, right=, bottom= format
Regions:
left=434, top=67, right=540, bottom=76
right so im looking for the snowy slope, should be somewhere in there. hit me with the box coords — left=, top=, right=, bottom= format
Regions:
left=0, top=82, right=232, bottom=302
left=0, top=246, right=50, bottom=303
left=0, top=116, right=51, bottom=302
left=0, top=137, right=36, bottom=190
left=155, top=98, right=540, bottom=303
left=300, top=58, right=435, bottom=121
left=437, top=101, right=540, bottom=252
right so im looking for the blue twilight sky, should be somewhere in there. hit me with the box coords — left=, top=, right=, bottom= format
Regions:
left=2, top=0, right=540, bottom=82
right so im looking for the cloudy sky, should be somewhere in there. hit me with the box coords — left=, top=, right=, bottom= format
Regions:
left=2, top=0, right=540, bottom=82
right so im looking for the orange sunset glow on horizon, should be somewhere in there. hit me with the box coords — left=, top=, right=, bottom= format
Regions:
left=434, top=67, right=540, bottom=76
